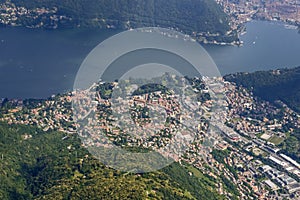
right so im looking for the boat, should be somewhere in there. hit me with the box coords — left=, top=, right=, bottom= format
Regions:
left=284, top=24, right=298, bottom=30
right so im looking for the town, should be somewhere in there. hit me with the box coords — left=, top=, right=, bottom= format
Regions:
left=1, top=72, right=300, bottom=199
left=217, top=0, right=300, bottom=32
left=0, top=0, right=71, bottom=28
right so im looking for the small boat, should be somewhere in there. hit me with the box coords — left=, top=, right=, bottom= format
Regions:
left=284, top=24, right=298, bottom=30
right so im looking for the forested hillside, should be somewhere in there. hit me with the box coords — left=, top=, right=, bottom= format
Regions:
left=1, top=0, right=238, bottom=43
left=224, top=67, right=300, bottom=113
left=0, top=122, right=227, bottom=199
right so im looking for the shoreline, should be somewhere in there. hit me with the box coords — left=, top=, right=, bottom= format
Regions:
left=4, top=17, right=298, bottom=47
left=1, top=65, right=299, bottom=101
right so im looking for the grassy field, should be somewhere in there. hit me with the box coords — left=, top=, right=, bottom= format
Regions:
left=268, top=136, right=285, bottom=145
left=252, top=148, right=268, bottom=157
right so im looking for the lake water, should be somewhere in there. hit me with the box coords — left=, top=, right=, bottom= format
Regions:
left=0, top=20, right=299, bottom=99
left=204, top=21, right=300, bottom=74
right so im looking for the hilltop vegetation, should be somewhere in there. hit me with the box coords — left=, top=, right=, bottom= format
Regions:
left=0, top=122, right=226, bottom=199
left=224, top=67, right=300, bottom=113
left=3, top=0, right=237, bottom=43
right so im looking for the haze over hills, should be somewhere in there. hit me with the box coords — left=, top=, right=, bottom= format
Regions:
left=0, top=0, right=238, bottom=43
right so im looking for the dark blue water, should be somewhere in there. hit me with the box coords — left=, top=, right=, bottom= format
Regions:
left=0, top=20, right=299, bottom=99
left=0, top=28, right=119, bottom=98
left=204, top=20, right=300, bottom=74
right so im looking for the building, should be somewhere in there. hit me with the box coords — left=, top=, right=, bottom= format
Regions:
left=280, top=154, right=300, bottom=169
left=264, top=179, right=279, bottom=191
left=286, top=183, right=300, bottom=193
left=269, top=156, right=288, bottom=167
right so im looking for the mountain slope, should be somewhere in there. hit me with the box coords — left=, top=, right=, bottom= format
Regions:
left=0, top=122, right=226, bottom=199
left=3, top=0, right=237, bottom=43
left=224, top=67, right=300, bottom=112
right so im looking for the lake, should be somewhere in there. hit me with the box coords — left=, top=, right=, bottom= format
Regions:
left=0, top=20, right=299, bottom=99
left=204, top=20, right=300, bottom=74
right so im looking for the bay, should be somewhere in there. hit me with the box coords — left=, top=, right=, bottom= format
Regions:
left=204, top=20, right=300, bottom=75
